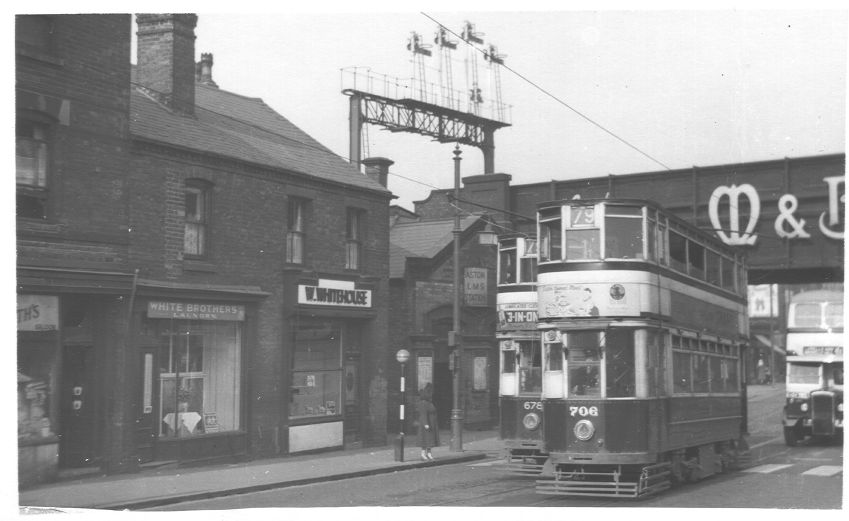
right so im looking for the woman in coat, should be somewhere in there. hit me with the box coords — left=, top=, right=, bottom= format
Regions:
left=416, top=383, right=438, bottom=460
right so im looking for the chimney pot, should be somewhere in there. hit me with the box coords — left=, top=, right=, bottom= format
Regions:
left=196, top=52, right=217, bottom=87
left=362, top=157, right=394, bottom=188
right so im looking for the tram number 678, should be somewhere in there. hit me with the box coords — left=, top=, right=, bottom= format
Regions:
left=570, top=406, right=599, bottom=417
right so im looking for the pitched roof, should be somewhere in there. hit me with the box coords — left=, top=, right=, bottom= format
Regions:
left=389, top=215, right=481, bottom=278
left=129, top=82, right=390, bottom=194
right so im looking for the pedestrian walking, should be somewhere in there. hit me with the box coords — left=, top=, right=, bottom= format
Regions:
left=416, top=383, right=438, bottom=461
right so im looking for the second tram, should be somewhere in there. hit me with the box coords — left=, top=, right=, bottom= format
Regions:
left=497, top=234, right=547, bottom=474
left=532, top=198, right=751, bottom=497
left=783, top=289, right=844, bottom=446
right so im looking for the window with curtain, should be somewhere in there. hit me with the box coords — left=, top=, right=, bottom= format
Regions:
left=286, top=198, right=306, bottom=264
left=16, top=119, right=50, bottom=219
left=184, top=181, right=210, bottom=257
left=346, top=208, right=363, bottom=270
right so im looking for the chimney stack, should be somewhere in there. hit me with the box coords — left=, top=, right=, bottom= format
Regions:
left=362, top=157, right=393, bottom=188
left=136, top=14, right=198, bottom=114
left=196, top=52, right=217, bottom=87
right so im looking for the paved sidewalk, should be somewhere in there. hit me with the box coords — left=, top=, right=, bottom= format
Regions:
left=19, top=429, right=502, bottom=511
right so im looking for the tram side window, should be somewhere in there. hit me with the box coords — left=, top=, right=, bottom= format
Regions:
left=501, top=347, right=516, bottom=374
left=830, top=365, right=844, bottom=386
left=687, top=240, right=705, bottom=280
left=566, top=331, right=601, bottom=397
left=721, top=256, right=735, bottom=291
left=605, top=329, right=635, bottom=397
left=673, top=350, right=692, bottom=393
left=657, top=217, right=668, bottom=265
left=693, top=354, right=709, bottom=392
left=705, top=250, right=720, bottom=286
left=669, top=231, right=687, bottom=273
left=539, top=218, right=562, bottom=262
left=518, top=340, right=542, bottom=394
left=793, top=303, right=822, bottom=327
left=605, top=205, right=644, bottom=260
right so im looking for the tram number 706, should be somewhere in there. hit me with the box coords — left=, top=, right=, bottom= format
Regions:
left=570, top=406, right=599, bottom=417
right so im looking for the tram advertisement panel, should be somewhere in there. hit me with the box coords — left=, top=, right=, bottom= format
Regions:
left=498, top=301, right=538, bottom=330
left=538, top=282, right=640, bottom=318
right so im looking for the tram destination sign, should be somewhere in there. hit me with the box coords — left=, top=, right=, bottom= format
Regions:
left=802, top=346, right=843, bottom=356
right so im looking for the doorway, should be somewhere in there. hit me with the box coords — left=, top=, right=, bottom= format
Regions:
left=59, top=344, right=99, bottom=467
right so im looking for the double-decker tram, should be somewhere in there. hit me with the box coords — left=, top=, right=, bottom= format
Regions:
left=533, top=198, right=751, bottom=498
left=783, top=289, right=843, bottom=446
left=496, top=234, right=547, bottom=474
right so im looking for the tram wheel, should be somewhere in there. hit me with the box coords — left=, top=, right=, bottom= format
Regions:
left=783, top=425, right=801, bottom=446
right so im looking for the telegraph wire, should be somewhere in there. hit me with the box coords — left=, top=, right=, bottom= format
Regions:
left=420, top=12, right=674, bottom=172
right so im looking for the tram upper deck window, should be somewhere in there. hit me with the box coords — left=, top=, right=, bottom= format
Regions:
left=565, top=331, right=601, bottom=397
left=669, top=231, right=687, bottom=273
left=539, top=208, right=562, bottom=262
left=721, top=256, right=736, bottom=291
left=564, top=205, right=600, bottom=260
left=499, top=240, right=517, bottom=284
left=705, top=249, right=720, bottom=286
left=519, top=239, right=538, bottom=283
left=605, top=329, right=635, bottom=397
left=604, top=205, right=644, bottom=260
left=825, top=302, right=843, bottom=328
left=687, top=240, right=705, bottom=280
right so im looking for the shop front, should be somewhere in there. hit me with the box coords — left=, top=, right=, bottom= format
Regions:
left=288, top=279, right=373, bottom=452
left=135, top=299, right=250, bottom=464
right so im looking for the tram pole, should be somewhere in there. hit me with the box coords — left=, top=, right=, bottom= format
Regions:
left=450, top=145, right=464, bottom=452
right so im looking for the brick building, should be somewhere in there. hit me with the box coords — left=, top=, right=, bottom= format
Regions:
left=17, top=14, right=391, bottom=486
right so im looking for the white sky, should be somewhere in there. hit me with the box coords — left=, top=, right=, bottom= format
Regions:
left=137, top=5, right=849, bottom=211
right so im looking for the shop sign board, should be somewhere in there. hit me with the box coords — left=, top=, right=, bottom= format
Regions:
left=17, top=295, right=59, bottom=331
left=464, top=267, right=488, bottom=306
left=298, top=279, right=371, bottom=308
left=147, top=301, right=245, bottom=321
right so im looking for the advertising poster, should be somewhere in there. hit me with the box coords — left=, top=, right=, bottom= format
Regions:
left=538, top=282, right=639, bottom=318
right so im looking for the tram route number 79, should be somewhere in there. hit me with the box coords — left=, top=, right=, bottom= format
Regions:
left=570, top=406, right=599, bottom=417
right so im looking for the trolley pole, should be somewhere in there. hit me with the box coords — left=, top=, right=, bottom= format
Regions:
left=450, top=145, right=464, bottom=452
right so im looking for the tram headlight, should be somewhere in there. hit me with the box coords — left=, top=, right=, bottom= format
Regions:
left=523, top=412, right=541, bottom=431
left=574, top=419, right=595, bottom=441
left=800, top=403, right=809, bottom=412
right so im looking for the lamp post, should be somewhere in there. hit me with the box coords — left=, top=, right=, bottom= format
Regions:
left=450, top=145, right=464, bottom=452
left=395, top=349, right=410, bottom=461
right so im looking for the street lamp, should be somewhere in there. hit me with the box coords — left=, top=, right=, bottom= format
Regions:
left=395, top=348, right=410, bottom=462
left=450, top=145, right=464, bottom=452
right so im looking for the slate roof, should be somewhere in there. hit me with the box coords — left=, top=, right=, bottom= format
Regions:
left=389, top=215, right=481, bottom=278
left=129, top=82, right=390, bottom=194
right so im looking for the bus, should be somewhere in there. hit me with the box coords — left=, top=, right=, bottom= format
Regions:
left=497, top=234, right=546, bottom=474
left=783, top=289, right=843, bottom=446
left=533, top=198, right=750, bottom=498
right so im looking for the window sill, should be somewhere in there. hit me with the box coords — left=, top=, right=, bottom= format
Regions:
left=184, top=258, right=216, bottom=273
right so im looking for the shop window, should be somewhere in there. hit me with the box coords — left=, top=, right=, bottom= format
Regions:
left=290, top=321, right=342, bottom=419
left=721, top=256, right=736, bottom=291
left=565, top=331, right=601, bottom=397
left=16, top=119, right=50, bottom=219
left=417, top=354, right=433, bottom=391
left=693, top=354, right=710, bottom=393
left=604, top=205, right=643, bottom=259
left=286, top=198, right=307, bottom=264
left=605, top=329, right=635, bottom=397
left=705, top=249, right=721, bottom=286
left=157, top=321, right=241, bottom=437
left=517, top=340, right=541, bottom=394
left=184, top=180, right=210, bottom=257
left=345, top=208, right=364, bottom=270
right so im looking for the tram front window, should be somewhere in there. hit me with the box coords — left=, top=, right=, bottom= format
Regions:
left=605, top=206, right=643, bottom=259
left=605, top=329, right=635, bottom=397
left=566, top=331, right=601, bottom=397
left=788, top=363, right=820, bottom=385
left=518, top=341, right=542, bottom=394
